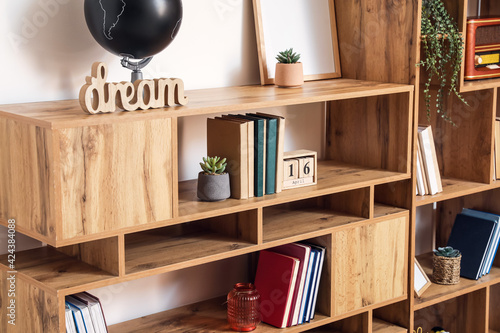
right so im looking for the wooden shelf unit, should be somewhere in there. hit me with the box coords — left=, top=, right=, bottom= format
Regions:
left=0, top=76, right=414, bottom=333
left=413, top=0, right=500, bottom=332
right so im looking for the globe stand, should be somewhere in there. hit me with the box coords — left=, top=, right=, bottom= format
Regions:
left=120, top=55, right=153, bottom=83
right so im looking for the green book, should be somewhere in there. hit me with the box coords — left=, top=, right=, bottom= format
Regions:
left=250, top=114, right=277, bottom=195
left=232, top=114, right=266, bottom=197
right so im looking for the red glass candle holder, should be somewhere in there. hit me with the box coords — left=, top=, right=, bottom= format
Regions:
left=227, top=283, right=260, bottom=332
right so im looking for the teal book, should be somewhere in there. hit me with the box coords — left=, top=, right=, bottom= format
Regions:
left=251, top=114, right=277, bottom=195
left=232, top=114, right=266, bottom=197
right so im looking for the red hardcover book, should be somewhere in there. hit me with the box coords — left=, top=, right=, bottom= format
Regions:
left=270, top=243, right=311, bottom=326
left=254, top=250, right=300, bottom=328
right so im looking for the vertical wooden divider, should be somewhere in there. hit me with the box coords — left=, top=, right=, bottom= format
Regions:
left=366, top=310, right=372, bottom=333
left=56, top=236, right=121, bottom=276
left=256, top=207, right=263, bottom=245
left=171, top=116, right=179, bottom=219
left=369, top=186, right=375, bottom=220
left=118, top=234, right=126, bottom=277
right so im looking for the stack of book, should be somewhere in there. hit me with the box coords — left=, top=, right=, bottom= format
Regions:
left=254, top=243, right=326, bottom=328
left=65, top=292, right=107, bottom=333
left=416, top=125, right=443, bottom=196
left=447, top=208, right=500, bottom=280
left=207, top=113, right=285, bottom=199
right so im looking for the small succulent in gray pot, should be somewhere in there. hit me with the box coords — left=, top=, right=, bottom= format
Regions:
left=197, top=156, right=230, bottom=202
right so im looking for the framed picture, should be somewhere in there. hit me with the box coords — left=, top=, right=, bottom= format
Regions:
left=252, top=0, right=341, bottom=85
left=414, top=258, right=431, bottom=297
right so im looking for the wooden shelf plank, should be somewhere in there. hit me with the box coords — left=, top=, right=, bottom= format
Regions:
left=461, top=77, right=500, bottom=93
left=0, top=247, right=115, bottom=295
left=0, top=79, right=413, bottom=129
left=107, top=296, right=330, bottom=333
left=263, top=208, right=364, bottom=243
left=125, top=230, right=254, bottom=275
left=372, top=318, right=407, bottom=333
left=373, top=204, right=407, bottom=219
left=179, top=161, right=409, bottom=222
left=414, top=252, right=500, bottom=310
left=415, top=177, right=489, bottom=207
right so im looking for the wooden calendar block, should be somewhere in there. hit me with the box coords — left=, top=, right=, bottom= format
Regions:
left=282, top=150, right=317, bottom=190
left=284, top=159, right=299, bottom=181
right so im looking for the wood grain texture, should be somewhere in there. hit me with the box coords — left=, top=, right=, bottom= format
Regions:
left=0, top=247, right=115, bottom=295
left=326, top=187, right=371, bottom=219
left=490, top=284, right=500, bottom=331
left=418, top=88, right=494, bottom=183
left=57, top=236, right=120, bottom=276
left=108, top=296, right=330, bottom=333
left=335, top=0, right=418, bottom=85
left=414, top=288, right=487, bottom=333
left=329, top=312, right=369, bottom=333
left=326, top=93, right=412, bottom=174
left=57, top=118, right=173, bottom=239
left=0, top=271, right=60, bottom=333
left=331, top=216, right=408, bottom=316
left=178, top=161, right=410, bottom=221
left=0, top=118, right=57, bottom=242
left=0, top=79, right=413, bottom=129
left=372, top=317, right=408, bottom=333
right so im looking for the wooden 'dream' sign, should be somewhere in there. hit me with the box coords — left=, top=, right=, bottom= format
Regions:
left=283, top=150, right=317, bottom=190
left=79, top=62, right=188, bottom=114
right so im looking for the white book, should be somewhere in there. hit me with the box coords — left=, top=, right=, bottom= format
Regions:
left=416, top=149, right=425, bottom=196
left=65, top=303, right=77, bottom=333
left=418, top=126, right=442, bottom=195
left=66, top=296, right=96, bottom=333
left=66, top=301, right=86, bottom=333
left=73, top=292, right=108, bottom=333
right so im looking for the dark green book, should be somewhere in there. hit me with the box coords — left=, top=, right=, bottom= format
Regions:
left=249, top=114, right=277, bottom=195
left=231, top=114, right=266, bottom=197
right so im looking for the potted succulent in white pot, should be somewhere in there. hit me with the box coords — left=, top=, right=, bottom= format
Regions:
left=197, top=156, right=230, bottom=202
left=275, top=48, right=303, bottom=88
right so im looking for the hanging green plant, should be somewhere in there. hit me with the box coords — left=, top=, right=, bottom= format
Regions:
left=418, top=0, right=468, bottom=125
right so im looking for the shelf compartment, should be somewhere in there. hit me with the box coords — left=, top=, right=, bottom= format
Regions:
left=490, top=283, right=500, bottom=331
left=125, top=210, right=259, bottom=275
left=413, top=252, right=500, bottom=310
left=414, top=288, right=488, bottom=333
left=372, top=318, right=407, bottom=333
left=415, top=177, right=489, bottom=206
left=305, top=312, right=369, bottom=333
left=0, top=247, right=115, bottom=295
left=107, top=296, right=331, bottom=333
left=263, top=189, right=369, bottom=243
left=179, top=161, right=409, bottom=221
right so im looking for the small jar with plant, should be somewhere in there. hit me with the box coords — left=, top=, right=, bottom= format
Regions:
left=197, top=156, right=231, bottom=202
left=418, top=0, right=468, bottom=125
left=275, top=48, right=303, bottom=88
left=432, top=246, right=461, bottom=285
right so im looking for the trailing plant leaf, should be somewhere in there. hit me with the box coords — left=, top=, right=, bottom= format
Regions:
left=418, top=0, right=468, bottom=125
left=276, top=48, right=301, bottom=64
left=200, top=156, right=227, bottom=175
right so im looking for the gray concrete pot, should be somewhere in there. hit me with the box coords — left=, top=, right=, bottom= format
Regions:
left=197, top=172, right=230, bottom=201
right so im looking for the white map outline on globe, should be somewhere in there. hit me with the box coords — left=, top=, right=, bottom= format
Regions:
left=99, top=0, right=127, bottom=40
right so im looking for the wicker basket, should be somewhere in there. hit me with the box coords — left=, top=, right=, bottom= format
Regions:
left=432, top=254, right=461, bottom=285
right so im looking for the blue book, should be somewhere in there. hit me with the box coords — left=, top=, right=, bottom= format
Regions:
left=447, top=213, right=496, bottom=280
left=298, top=250, right=316, bottom=324
left=249, top=114, right=277, bottom=195
left=304, top=248, right=320, bottom=322
left=462, top=208, right=500, bottom=275
left=66, top=296, right=95, bottom=333
left=308, top=244, right=326, bottom=320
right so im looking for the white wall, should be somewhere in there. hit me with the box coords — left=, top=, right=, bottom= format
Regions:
left=0, top=0, right=325, bottom=325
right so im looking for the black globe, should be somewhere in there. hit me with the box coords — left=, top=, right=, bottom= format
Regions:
left=84, top=0, right=183, bottom=59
